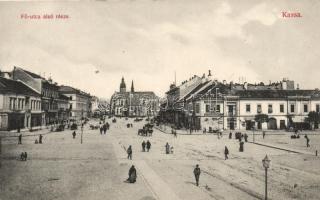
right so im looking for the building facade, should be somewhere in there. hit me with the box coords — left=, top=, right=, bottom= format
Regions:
left=59, top=85, right=92, bottom=121
left=12, top=66, right=69, bottom=125
left=110, top=77, right=159, bottom=117
left=160, top=74, right=320, bottom=131
left=0, top=77, right=42, bottom=131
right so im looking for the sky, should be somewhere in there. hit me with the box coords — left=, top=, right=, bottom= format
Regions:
left=0, top=0, right=319, bottom=99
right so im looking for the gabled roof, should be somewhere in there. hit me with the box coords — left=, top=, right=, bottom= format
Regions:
left=15, top=66, right=44, bottom=79
left=0, top=77, right=40, bottom=97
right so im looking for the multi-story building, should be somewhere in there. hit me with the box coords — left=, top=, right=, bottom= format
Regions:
left=12, top=66, right=64, bottom=125
left=161, top=75, right=320, bottom=131
left=110, top=77, right=159, bottom=117
left=59, top=85, right=92, bottom=122
left=0, top=77, right=42, bottom=131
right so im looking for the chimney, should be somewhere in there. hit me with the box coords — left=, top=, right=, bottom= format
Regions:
left=297, top=83, right=300, bottom=90
left=282, top=80, right=287, bottom=90
left=208, top=70, right=212, bottom=77
left=244, top=82, right=248, bottom=90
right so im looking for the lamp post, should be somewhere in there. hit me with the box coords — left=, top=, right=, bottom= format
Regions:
left=262, top=155, right=271, bottom=200
left=252, top=120, right=255, bottom=143
left=81, top=109, right=84, bottom=144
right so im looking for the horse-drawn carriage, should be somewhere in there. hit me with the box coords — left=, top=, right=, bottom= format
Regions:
left=138, top=123, right=154, bottom=136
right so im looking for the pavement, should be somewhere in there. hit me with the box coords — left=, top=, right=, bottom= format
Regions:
left=1, top=118, right=320, bottom=200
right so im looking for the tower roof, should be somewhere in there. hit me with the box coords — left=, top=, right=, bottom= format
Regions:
left=120, top=77, right=126, bottom=88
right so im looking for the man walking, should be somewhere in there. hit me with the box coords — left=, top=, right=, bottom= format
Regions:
left=224, top=146, right=229, bottom=160
left=142, top=141, right=146, bottom=152
left=39, top=134, right=43, bottom=144
left=127, top=145, right=133, bottom=160
left=193, top=164, right=201, bottom=186
left=146, top=140, right=151, bottom=152
left=305, top=135, right=310, bottom=147
left=103, top=124, right=107, bottom=134
left=72, top=131, right=76, bottom=139
left=18, top=134, right=22, bottom=144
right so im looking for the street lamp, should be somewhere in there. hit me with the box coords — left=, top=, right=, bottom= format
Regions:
left=262, top=155, right=271, bottom=200
left=252, top=120, right=255, bottom=143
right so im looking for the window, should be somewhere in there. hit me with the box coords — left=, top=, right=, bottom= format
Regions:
left=195, top=104, right=200, bottom=114
left=216, top=104, right=220, bottom=113
left=268, top=104, right=273, bottom=114
left=304, top=104, right=308, bottom=113
left=257, top=104, right=262, bottom=114
left=290, top=104, right=295, bottom=113
left=246, top=104, right=251, bottom=113
left=205, top=104, right=210, bottom=112
left=317, top=104, right=320, bottom=113
left=280, top=104, right=284, bottom=113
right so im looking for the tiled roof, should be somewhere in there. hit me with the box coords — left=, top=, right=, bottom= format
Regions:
left=16, top=67, right=44, bottom=79
left=59, top=85, right=91, bottom=97
left=0, top=77, right=40, bottom=96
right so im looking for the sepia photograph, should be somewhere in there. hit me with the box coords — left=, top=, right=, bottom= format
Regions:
left=0, top=0, right=320, bottom=199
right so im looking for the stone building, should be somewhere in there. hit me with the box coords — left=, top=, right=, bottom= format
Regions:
left=12, top=66, right=66, bottom=125
left=110, top=77, right=159, bottom=117
left=0, top=77, right=42, bottom=131
left=59, top=85, right=92, bottom=122
left=160, top=73, right=320, bottom=131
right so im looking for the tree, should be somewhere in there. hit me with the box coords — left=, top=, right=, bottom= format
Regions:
left=306, top=111, right=320, bottom=130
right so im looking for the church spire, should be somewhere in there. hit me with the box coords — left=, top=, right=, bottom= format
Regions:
left=120, top=77, right=126, bottom=93
left=131, top=80, right=134, bottom=92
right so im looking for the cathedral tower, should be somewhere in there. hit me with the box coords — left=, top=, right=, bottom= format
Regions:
left=131, top=80, right=134, bottom=92
left=120, top=77, right=126, bottom=93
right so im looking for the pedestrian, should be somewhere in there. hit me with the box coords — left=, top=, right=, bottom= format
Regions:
left=244, top=133, right=248, bottom=142
left=224, top=146, right=229, bottom=160
left=239, top=141, right=244, bottom=152
left=127, top=145, right=133, bottom=160
left=100, top=125, right=103, bottom=135
left=127, top=165, right=137, bottom=183
left=165, top=142, right=170, bottom=154
left=72, top=131, right=76, bottom=139
left=263, top=131, right=266, bottom=139
left=24, top=152, right=27, bottom=161
left=20, top=152, right=24, bottom=161
left=229, top=132, right=232, bottom=139
left=304, top=135, right=310, bottom=147
left=35, top=139, right=38, bottom=144
left=39, top=134, right=43, bottom=144
left=146, top=140, right=151, bottom=152
left=103, top=124, right=107, bottom=134
left=193, top=164, right=201, bottom=186
left=142, top=141, right=146, bottom=152
left=18, top=134, right=22, bottom=144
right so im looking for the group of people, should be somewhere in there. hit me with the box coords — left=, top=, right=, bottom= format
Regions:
left=20, top=152, right=27, bottom=161
left=165, top=142, right=174, bottom=154
left=35, top=134, right=43, bottom=144
left=141, top=140, right=151, bottom=152
left=99, top=122, right=110, bottom=134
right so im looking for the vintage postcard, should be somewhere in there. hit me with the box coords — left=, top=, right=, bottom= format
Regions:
left=0, top=1, right=319, bottom=200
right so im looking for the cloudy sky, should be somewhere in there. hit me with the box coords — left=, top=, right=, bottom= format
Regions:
left=0, top=0, right=319, bottom=99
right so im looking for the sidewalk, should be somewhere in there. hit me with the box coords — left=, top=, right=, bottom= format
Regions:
left=250, top=141, right=316, bottom=155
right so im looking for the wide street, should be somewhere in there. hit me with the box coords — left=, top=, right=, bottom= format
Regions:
left=1, top=118, right=320, bottom=200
